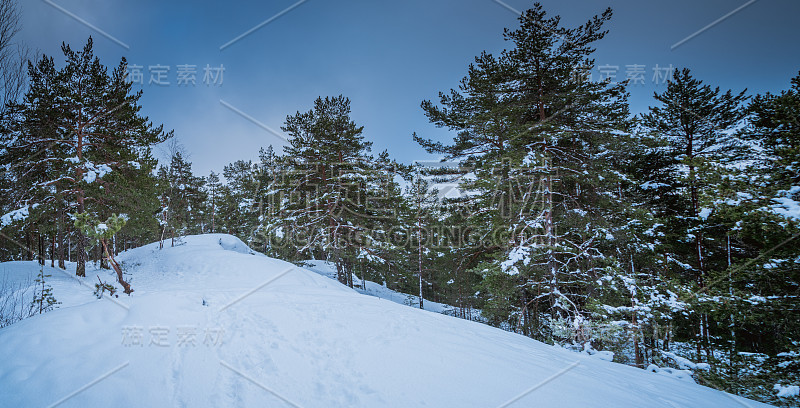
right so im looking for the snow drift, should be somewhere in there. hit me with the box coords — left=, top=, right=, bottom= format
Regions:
left=0, top=234, right=772, bottom=407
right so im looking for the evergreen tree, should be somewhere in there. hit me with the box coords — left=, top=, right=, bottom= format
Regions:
left=406, top=169, right=440, bottom=308
left=1, top=37, right=170, bottom=275
left=640, top=68, right=748, bottom=360
left=220, top=159, right=258, bottom=238
left=30, top=266, right=59, bottom=315
left=692, top=71, right=800, bottom=399
left=749, top=70, right=800, bottom=186
left=277, top=95, right=373, bottom=286
left=416, top=3, right=631, bottom=339
left=74, top=212, right=131, bottom=294
left=156, top=151, right=206, bottom=246
left=205, top=171, right=222, bottom=234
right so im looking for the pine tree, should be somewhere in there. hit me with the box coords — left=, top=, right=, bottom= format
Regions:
left=30, top=266, right=60, bottom=314
left=74, top=212, right=132, bottom=294
left=415, top=3, right=631, bottom=339
left=205, top=171, right=222, bottom=234
left=749, top=70, right=800, bottom=186
left=249, top=146, right=287, bottom=255
left=406, top=169, right=440, bottom=309
left=156, top=152, right=206, bottom=246
left=106, top=151, right=161, bottom=252
left=641, top=68, right=747, bottom=285
left=1, top=37, right=170, bottom=276
left=640, top=68, right=748, bottom=360
left=278, top=95, right=373, bottom=286
left=692, top=71, right=800, bottom=396
left=220, top=159, right=258, bottom=239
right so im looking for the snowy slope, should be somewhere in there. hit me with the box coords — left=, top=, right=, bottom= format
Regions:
left=300, top=259, right=480, bottom=318
left=0, top=234, right=772, bottom=407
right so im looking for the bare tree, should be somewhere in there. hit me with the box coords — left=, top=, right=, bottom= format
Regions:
left=0, top=0, right=28, bottom=118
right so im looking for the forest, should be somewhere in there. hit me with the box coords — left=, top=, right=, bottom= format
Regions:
left=0, top=3, right=797, bottom=405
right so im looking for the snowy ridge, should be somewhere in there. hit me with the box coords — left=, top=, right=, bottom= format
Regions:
left=0, top=234, right=774, bottom=407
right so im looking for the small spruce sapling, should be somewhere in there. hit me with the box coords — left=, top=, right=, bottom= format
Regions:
left=30, top=266, right=59, bottom=314
left=74, top=213, right=133, bottom=294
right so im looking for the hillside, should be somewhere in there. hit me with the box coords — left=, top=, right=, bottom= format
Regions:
left=0, top=234, right=772, bottom=407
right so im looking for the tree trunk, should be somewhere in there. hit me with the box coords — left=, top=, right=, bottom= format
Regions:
left=100, top=243, right=109, bottom=269
left=696, top=317, right=703, bottom=361
left=37, top=233, right=45, bottom=266
left=101, top=238, right=132, bottom=294
left=417, top=215, right=424, bottom=310
left=25, top=231, right=33, bottom=261
left=50, top=235, right=55, bottom=268
left=159, top=212, right=166, bottom=250
left=687, top=136, right=710, bottom=360
left=633, top=312, right=643, bottom=367
left=75, top=232, right=87, bottom=277
left=211, top=202, right=215, bottom=233
left=75, top=196, right=87, bottom=276
left=631, top=256, right=643, bottom=367
left=727, top=234, right=737, bottom=376
left=346, top=260, right=353, bottom=288
left=75, top=153, right=87, bottom=276
left=57, top=205, right=65, bottom=269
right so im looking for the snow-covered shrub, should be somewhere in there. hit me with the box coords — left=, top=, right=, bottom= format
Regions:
left=547, top=316, right=629, bottom=363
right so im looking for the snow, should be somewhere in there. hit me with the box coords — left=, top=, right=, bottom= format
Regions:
left=300, top=260, right=473, bottom=318
left=0, top=262, right=99, bottom=318
left=500, top=246, right=531, bottom=276
left=0, top=234, right=775, bottom=407
left=774, top=384, right=799, bottom=398
left=82, top=162, right=113, bottom=184
left=641, top=181, right=668, bottom=190
left=0, top=204, right=38, bottom=228
left=575, top=343, right=615, bottom=362
left=771, top=186, right=800, bottom=221
left=646, top=364, right=695, bottom=383
left=660, top=351, right=711, bottom=371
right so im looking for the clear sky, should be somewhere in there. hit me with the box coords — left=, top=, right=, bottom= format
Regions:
left=21, top=0, right=800, bottom=176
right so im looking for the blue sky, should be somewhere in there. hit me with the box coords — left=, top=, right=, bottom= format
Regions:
left=21, top=0, right=800, bottom=175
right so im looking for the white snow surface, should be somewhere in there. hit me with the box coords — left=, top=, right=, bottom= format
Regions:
left=300, top=259, right=479, bottom=319
left=774, top=384, right=799, bottom=399
left=0, top=234, right=773, bottom=407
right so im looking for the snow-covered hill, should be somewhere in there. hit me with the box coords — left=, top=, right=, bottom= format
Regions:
left=0, top=234, right=772, bottom=407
